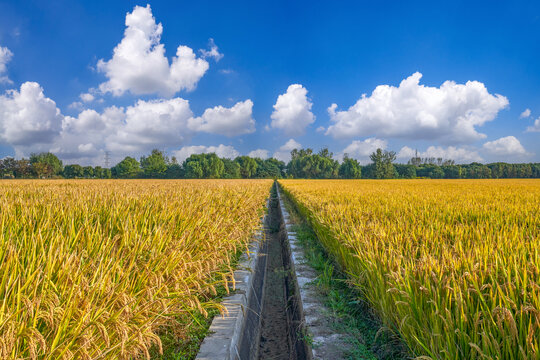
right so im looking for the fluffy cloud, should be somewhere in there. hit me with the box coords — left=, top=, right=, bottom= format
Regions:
left=273, top=138, right=301, bottom=162
left=326, top=72, right=509, bottom=144
left=53, top=106, right=127, bottom=162
left=97, top=5, right=209, bottom=97
left=79, top=92, right=95, bottom=103
left=0, top=77, right=256, bottom=164
left=56, top=98, right=256, bottom=163
left=173, top=144, right=239, bottom=162
left=482, top=136, right=529, bottom=157
left=397, top=145, right=483, bottom=163
left=108, top=98, right=193, bottom=153
left=199, top=38, right=223, bottom=62
left=271, top=84, right=315, bottom=136
left=520, top=108, right=531, bottom=118
left=0, top=82, right=63, bottom=154
left=248, top=149, right=269, bottom=159
left=526, top=118, right=540, bottom=133
left=188, top=100, right=255, bottom=136
left=0, top=46, right=13, bottom=84
left=52, top=99, right=195, bottom=164
left=340, top=138, right=387, bottom=163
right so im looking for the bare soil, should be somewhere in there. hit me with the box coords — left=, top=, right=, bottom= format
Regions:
left=258, top=226, right=291, bottom=359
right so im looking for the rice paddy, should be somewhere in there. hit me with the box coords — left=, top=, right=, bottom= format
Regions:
left=2, top=178, right=538, bottom=359
left=0, top=179, right=272, bottom=359
left=279, top=179, right=540, bottom=359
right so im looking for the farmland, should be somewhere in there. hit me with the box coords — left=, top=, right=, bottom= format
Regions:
left=0, top=179, right=272, bottom=359
left=279, top=179, right=540, bottom=359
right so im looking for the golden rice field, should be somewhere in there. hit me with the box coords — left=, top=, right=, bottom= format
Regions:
left=279, top=179, right=540, bottom=359
left=0, top=179, right=271, bottom=359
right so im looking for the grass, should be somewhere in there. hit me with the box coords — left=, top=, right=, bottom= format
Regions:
left=280, top=179, right=540, bottom=359
left=280, top=188, right=407, bottom=360
left=0, top=179, right=272, bottom=359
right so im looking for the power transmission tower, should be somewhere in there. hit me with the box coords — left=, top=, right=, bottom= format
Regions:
left=104, top=151, right=111, bottom=168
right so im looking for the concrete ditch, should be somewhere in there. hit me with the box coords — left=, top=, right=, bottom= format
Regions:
left=196, top=183, right=312, bottom=360
left=197, top=182, right=403, bottom=360
left=277, top=185, right=361, bottom=359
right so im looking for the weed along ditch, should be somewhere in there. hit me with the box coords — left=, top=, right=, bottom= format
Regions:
left=196, top=181, right=404, bottom=360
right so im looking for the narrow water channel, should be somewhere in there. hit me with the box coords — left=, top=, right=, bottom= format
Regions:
left=258, top=216, right=291, bottom=358
left=257, top=185, right=309, bottom=360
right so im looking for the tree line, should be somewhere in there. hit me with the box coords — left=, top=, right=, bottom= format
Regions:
left=1, top=148, right=539, bottom=179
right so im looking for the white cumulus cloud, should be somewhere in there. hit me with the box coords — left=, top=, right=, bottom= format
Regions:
left=273, top=138, right=301, bottom=162
left=397, top=145, right=483, bottom=163
left=520, top=108, right=531, bottom=118
left=0, top=46, right=13, bottom=84
left=248, top=149, right=269, bottom=159
left=0, top=79, right=259, bottom=164
left=326, top=72, right=509, bottom=144
left=271, top=84, right=315, bottom=136
left=97, top=5, right=209, bottom=97
left=188, top=100, right=255, bottom=136
left=526, top=118, right=540, bottom=133
left=0, top=82, right=63, bottom=154
left=482, top=136, right=529, bottom=157
left=108, top=98, right=193, bottom=154
left=173, top=144, right=239, bottom=162
left=54, top=106, right=126, bottom=161
left=79, top=92, right=95, bottom=103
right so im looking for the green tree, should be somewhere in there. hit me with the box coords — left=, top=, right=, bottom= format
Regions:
left=369, top=149, right=396, bottom=179
left=235, top=156, right=258, bottom=178
left=287, top=148, right=339, bottom=179
left=395, top=164, right=416, bottom=179
left=15, top=159, right=32, bottom=178
left=255, top=158, right=284, bottom=178
left=29, top=152, right=63, bottom=177
left=102, top=168, right=112, bottom=179
left=442, top=165, right=461, bottom=179
left=184, top=160, right=204, bottom=178
left=339, top=154, right=362, bottom=179
left=223, top=159, right=241, bottom=178
left=32, top=162, right=53, bottom=178
left=207, top=153, right=225, bottom=178
left=463, top=162, right=491, bottom=179
left=183, top=153, right=224, bottom=179
left=111, top=157, right=141, bottom=178
left=165, top=163, right=183, bottom=178
left=83, top=166, right=94, bottom=178
left=93, top=166, right=105, bottom=179
left=140, top=149, right=168, bottom=178
left=63, top=164, right=84, bottom=178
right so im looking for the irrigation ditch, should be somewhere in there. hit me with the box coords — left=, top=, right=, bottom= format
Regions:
left=195, top=182, right=405, bottom=360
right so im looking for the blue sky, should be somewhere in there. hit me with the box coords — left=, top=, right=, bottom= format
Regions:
left=0, top=0, right=539, bottom=166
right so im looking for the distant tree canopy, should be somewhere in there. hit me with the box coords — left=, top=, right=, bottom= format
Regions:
left=111, top=157, right=141, bottom=178
left=338, top=154, right=362, bottom=179
left=370, top=148, right=397, bottom=179
left=236, top=156, right=258, bottom=178
left=63, top=164, right=84, bottom=178
left=183, top=153, right=224, bottom=179
left=140, top=149, right=168, bottom=177
left=29, top=152, right=63, bottom=178
left=288, top=148, right=340, bottom=179
left=1, top=147, right=539, bottom=180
